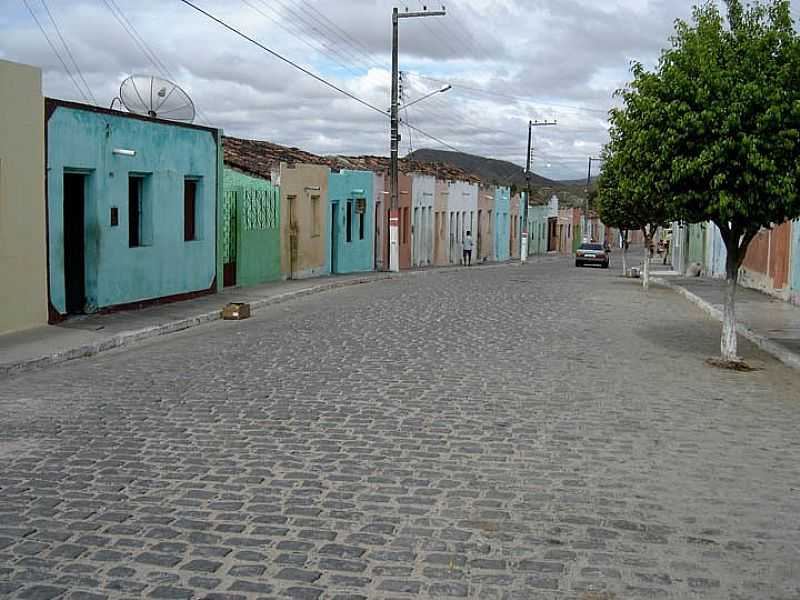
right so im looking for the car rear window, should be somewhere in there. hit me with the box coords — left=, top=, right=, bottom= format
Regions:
left=579, top=243, right=604, bottom=250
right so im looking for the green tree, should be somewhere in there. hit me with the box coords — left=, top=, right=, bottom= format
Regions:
left=610, top=0, right=800, bottom=362
left=596, top=106, right=671, bottom=289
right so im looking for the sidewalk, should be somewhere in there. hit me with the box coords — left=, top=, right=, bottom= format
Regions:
left=0, top=261, right=514, bottom=377
left=655, top=275, right=800, bottom=369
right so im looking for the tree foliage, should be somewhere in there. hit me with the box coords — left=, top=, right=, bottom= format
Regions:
left=598, top=0, right=800, bottom=361
left=596, top=67, right=672, bottom=239
left=631, top=0, right=800, bottom=269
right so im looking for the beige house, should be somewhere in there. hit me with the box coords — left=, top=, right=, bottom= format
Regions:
left=275, top=162, right=330, bottom=279
left=477, top=183, right=495, bottom=263
left=0, top=60, right=47, bottom=335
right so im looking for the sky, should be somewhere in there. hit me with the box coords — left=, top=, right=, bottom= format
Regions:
left=1, top=0, right=715, bottom=179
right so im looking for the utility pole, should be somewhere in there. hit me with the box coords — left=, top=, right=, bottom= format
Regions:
left=389, top=5, right=445, bottom=272
left=584, top=156, right=602, bottom=243
left=521, top=119, right=556, bottom=264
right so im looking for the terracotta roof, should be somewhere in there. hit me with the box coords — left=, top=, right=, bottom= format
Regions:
left=223, top=136, right=480, bottom=183
left=223, top=136, right=331, bottom=180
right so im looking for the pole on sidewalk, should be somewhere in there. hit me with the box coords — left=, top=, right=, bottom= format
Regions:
left=522, top=120, right=556, bottom=264
left=521, top=122, right=533, bottom=263
left=389, top=6, right=445, bottom=273
left=584, top=156, right=602, bottom=243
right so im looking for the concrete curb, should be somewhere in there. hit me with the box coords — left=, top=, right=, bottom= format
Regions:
left=654, top=276, right=800, bottom=370
left=1, top=262, right=516, bottom=377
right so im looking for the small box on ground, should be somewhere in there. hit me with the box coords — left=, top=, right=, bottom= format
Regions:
left=222, top=302, right=251, bottom=320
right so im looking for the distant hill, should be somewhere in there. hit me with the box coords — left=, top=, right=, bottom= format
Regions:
left=406, top=148, right=597, bottom=207
left=407, top=149, right=558, bottom=187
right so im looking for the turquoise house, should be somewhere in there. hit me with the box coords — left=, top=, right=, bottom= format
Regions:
left=494, top=186, right=511, bottom=262
left=327, top=169, right=374, bottom=274
left=528, top=195, right=559, bottom=255
left=46, top=99, right=221, bottom=319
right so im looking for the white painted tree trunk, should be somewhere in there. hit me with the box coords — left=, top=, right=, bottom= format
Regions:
left=642, top=238, right=651, bottom=289
left=721, top=261, right=739, bottom=361
left=621, top=246, right=627, bottom=276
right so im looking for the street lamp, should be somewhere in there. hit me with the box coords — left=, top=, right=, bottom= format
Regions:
left=397, top=85, right=451, bottom=111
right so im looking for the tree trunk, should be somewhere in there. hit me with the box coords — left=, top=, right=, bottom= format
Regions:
left=721, top=247, right=740, bottom=362
left=621, top=244, right=628, bottom=276
left=642, top=228, right=653, bottom=290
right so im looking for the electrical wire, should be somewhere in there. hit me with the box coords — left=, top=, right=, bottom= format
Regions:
left=179, top=0, right=389, bottom=119
left=101, top=0, right=211, bottom=125
left=40, top=0, right=98, bottom=105
left=101, top=0, right=168, bottom=79
left=408, top=72, right=612, bottom=115
left=444, top=0, right=497, bottom=60
left=177, top=0, right=470, bottom=154
left=268, top=0, right=377, bottom=73
left=244, top=0, right=369, bottom=79
left=297, top=1, right=383, bottom=69
left=23, top=0, right=91, bottom=104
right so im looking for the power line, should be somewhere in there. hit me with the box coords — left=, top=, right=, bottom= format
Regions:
left=444, top=0, right=497, bottom=60
left=268, top=0, right=378, bottom=73
left=100, top=0, right=208, bottom=125
left=179, top=1, right=463, bottom=154
left=296, top=1, right=383, bottom=69
left=409, top=72, right=612, bottom=115
left=108, top=0, right=175, bottom=78
left=23, top=0, right=91, bottom=104
left=40, top=0, right=97, bottom=105
left=101, top=0, right=168, bottom=79
left=244, top=0, right=369, bottom=80
left=416, top=0, right=489, bottom=65
left=178, top=0, right=388, bottom=118
left=405, top=122, right=461, bottom=153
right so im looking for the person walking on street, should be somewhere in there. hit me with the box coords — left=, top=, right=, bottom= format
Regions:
left=463, top=231, right=474, bottom=266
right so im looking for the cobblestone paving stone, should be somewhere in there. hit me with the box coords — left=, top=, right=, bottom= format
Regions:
left=1, top=257, right=799, bottom=599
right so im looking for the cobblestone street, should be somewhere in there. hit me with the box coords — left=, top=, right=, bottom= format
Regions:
left=1, top=258, right=798, bottom=600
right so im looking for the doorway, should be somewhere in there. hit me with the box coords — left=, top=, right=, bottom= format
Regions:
left=63, top=173, right=86, bottom=314
left=331, top=202, right=339, bottom=273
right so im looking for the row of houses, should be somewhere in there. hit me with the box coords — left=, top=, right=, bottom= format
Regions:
left=4, top=59, right=613, bottom=337
left=670, top=220, right=800, bottom=305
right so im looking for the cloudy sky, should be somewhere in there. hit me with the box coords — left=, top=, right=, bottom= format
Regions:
left=1, top=0, right=723, bottom=179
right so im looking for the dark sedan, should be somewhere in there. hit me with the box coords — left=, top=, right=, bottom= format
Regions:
left=575, top=242, right=609, bottom=268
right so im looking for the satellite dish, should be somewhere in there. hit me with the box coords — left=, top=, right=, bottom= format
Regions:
left=118, top=75, right=195, bottom=123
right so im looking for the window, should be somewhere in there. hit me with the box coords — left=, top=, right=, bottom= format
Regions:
left=129, top=176, right=143, bottom=247
left=355, top=198, right=366, bottom=240
left=310, top=195, right=320, bottom=237
left=184, top=179, right=198, bottom=241
left=346, top=200, right=353, bottom=243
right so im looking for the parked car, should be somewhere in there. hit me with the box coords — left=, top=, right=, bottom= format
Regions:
left=575, top=242, right=609, bottom=268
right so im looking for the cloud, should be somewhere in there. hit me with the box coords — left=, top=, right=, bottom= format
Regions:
left=0, top=0, right=699, bottom=178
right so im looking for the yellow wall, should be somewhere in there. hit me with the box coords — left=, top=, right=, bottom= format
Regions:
left=277, top=163, right=330, bottom=279
left=0, top=60, right=47, bottom=334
